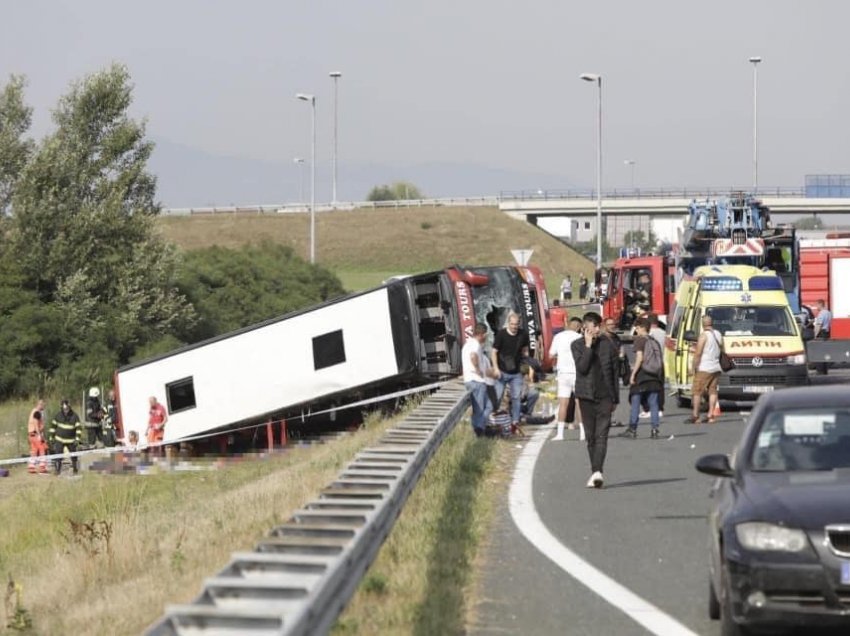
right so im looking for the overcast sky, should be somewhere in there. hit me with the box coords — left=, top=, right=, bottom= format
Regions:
left=3, top=0, right=850, bottom=203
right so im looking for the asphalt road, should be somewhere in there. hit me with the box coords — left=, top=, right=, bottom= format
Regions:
left=471, top=372, right=850, bottom=636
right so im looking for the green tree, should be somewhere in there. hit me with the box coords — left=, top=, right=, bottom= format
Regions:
left=366, top=181, right=424, bottom=201
left=0, top=75, right=34, bottom=213
left=794, top=216, right=823, bottom=230
left=622, top=229, right=659, bottom=254
left=175, top=242, right=346, bottom=343
left=6, top=64, right=194, bottom=388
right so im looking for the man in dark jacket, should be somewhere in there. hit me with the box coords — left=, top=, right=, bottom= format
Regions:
left=571, top=311, right=619, bottom=488
left=49, top=399, right=83, bottom=475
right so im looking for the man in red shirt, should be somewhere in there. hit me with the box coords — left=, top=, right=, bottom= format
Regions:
left=550, top=299, right=567, bottom=335
left=147, top=396, right=168, bottom=457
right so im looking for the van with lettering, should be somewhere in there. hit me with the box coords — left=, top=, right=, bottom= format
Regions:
left=665, top=265, right=808, bottom=406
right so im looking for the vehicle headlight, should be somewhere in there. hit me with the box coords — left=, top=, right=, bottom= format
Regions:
left=735, top=522, right=808, bottom=552
left=786, top=354, right=807, bottom=365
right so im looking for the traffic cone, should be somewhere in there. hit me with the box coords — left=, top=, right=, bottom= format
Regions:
left=712, top=401, right=722, bottom=418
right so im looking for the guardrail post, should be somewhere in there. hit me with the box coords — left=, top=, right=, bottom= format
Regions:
left=266, top=419, right=274, bottom=452
left=280, top=419, right=287, bottom=446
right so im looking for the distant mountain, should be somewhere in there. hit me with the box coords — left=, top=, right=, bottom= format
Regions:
left=148, top=138, right=574, bottom=208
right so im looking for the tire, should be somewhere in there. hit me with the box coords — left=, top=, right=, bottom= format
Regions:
left=709, top=577, right=720, bottom=620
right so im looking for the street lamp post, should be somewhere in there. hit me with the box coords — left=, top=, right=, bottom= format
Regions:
left=296, top=93, right=316, bottom=263
left=749, top=56, right=762, bottom=193
left=329, top=71, right=342, bottom=204
left=293, top=157, right=305, bottom=204
left=624, top=159, right=636, bottom=190
left=580, top=73, right=603, bottom=268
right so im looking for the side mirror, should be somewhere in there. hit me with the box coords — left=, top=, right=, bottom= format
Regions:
left=695, top=454, right=734, bottom=478
left=683, top=330, right=697, bottom=342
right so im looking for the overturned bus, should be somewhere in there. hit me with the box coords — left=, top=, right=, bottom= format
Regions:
left=113, top=264, right=552, bottom=448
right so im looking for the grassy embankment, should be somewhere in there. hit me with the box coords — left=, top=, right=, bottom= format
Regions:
left=0, top=393, right=515, bottom=632
left=158, top=205, right=595, bottom=295
left=0, top=398, right=518, bottom=635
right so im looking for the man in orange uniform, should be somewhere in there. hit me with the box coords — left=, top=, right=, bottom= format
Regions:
left=27, top=399, right=48, bottom=474
left=147, top=396, right=168, bottom=457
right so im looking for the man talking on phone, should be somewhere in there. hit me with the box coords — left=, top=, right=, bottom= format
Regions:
left=571, top=311, right=620, bottom=488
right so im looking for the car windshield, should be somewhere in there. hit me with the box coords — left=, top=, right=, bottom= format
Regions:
left=750, top=408, right=850, bottom=471
left=706, top=305, right=796, bottom=337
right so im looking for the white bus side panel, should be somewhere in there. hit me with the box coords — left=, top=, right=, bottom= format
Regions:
left=117, top=288, right=402, bottom=442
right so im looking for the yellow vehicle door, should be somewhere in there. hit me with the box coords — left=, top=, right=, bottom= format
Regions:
left=673, top=283, right=701, bottom=398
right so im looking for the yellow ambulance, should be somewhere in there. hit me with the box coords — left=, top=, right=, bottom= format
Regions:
left=665, top=264, right=808, bottom=406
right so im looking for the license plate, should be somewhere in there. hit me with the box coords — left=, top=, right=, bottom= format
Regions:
left=743, top=385, right=774, bottom=394
left=842, top=561, right=850, bottom=585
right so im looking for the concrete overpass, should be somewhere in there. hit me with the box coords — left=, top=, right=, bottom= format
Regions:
left=499, top=190, right=850, bottom=220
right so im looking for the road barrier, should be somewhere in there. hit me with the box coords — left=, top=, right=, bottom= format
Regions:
left=145, top=380, right=470, bottom=636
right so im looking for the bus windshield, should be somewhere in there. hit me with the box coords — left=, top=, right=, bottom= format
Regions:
left=705, top=305, right=797, bottom=337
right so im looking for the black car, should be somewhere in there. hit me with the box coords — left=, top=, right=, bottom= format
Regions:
left=696, top=386, right=850, bottom=635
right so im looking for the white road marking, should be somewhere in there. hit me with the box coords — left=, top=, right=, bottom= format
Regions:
left=508, top=427, right=700, bottom=636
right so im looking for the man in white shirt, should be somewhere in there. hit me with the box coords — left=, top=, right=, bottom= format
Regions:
left=548, top=317, right=583, bottom=440
left=462, top=323, right=493, bottom=437
left=688, top=315, right=723, bottom=424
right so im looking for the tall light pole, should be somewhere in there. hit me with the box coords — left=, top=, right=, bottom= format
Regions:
left=580, top=73, right=603, bottom=268
left=293, top=157, right=305, bottom=204
left=749, top=56, right=762, bottom=192
left=329, top=71, right=342, bottom=204
left=624, top=159, right=636, bottom=190
left=296, top=93, right=316, bottom=263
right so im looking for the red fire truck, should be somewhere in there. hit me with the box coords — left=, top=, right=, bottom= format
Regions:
left=799, top=235, right=850, bottom=339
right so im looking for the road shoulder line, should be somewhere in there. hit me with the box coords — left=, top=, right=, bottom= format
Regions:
left=508, top=427, right=700, bottom=636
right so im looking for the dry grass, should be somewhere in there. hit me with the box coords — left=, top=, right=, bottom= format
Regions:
left=158, top=206, right=595, bottom=295
left=332, top=420, right=519, bottom=635
left=0, top=410, right=400, bottom=635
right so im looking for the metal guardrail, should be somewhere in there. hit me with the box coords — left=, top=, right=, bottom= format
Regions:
left=145, top=381, right=470, bottom=636
left=161, top=197, right=500, bottom=216
left=160, top=188, right=813, bottom=216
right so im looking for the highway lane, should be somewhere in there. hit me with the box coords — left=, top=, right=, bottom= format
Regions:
left=472, top=374, right=850, bottom=636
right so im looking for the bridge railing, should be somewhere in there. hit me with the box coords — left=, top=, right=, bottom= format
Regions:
left=161, top=188, right=814, bottom=216
left=498, top=187, right=807, bottom=200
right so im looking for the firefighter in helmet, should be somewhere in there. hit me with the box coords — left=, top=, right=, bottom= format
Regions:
left=49, top=399, right=83, bottom=475
left=84, top=387, right=104, bottom=448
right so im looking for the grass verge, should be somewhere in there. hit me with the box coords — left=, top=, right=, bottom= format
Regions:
left=0, top=410, right=402, bottom=635
left=332, top=419, right=512, bottom=635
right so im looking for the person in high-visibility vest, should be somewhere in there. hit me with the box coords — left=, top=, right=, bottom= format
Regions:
left=48, top=399, right=82, bottom=475
left=27, top=399, right=48, bottom=474
left=147, top=396, right=168, bottom=457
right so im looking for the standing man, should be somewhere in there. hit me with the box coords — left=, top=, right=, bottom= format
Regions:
left=561, top=275, right=572, bottom=301
left=27, top=399, right=48, bottom=474
left=48, top=399, right=82, bottom=475
left=813, top=299, right=832, bottom=375
left=492, top=311, right=530, bottom=432
left=622, top=317, right=663, bottom=439
left=579, top=274, right=589, bottom=301
left=549, top=317, right=583, bottom=441
left=688, top=315, right=722, bottom=424
left=640, top=313, right=667, bottom=419
left=147, top=396, right=168, bottom=457
left=462, top=323, right=494, bottom=437
left=550, top=299, right=567, bottom=335
left=571, top=312, right=620, bottom=488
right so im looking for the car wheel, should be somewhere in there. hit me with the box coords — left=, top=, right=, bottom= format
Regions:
left=709, top=576, right=720, bottom=620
